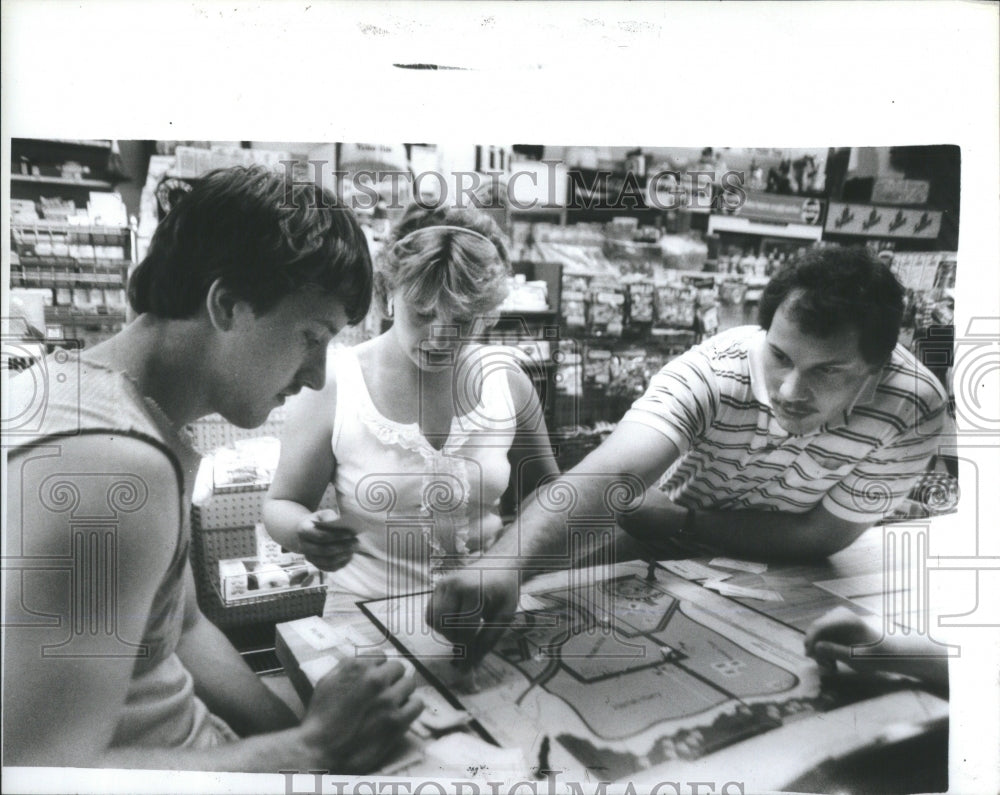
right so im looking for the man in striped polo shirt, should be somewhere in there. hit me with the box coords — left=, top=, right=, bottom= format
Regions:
left=430, top=246, right=950, bottom=659
left=614, top=246, right=948, bottom=559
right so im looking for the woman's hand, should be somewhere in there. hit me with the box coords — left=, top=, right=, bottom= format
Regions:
left=296, top=509, right=359, bottom=572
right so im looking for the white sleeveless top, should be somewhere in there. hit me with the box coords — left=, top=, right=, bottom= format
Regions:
left=326, top=345, right=518, bottom=609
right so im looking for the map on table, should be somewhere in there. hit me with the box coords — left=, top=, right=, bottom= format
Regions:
left=358, top=561, right=858, bottom=782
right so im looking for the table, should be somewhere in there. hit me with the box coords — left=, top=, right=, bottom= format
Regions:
left=275, top=525, right=949, bottom=791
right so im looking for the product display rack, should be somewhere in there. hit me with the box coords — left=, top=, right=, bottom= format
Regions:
left=9, top=138, right=135, bottom=348
left=9, top=219, right=135, bottom=348
left=10, top=138, right=118, bottom=200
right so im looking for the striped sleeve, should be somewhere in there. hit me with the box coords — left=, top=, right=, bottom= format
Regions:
left=620, top=346, right=719, bottom=456
left=822, top=396, right=947, bottom=523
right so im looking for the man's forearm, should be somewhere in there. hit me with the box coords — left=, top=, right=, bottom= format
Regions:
left=176, top=614, right=299, bottom=736
left=100, top=726, right=314, bottom=772
left=491, top=476, right=644, bottom=575
left=626, top=498, right=869, bottom=562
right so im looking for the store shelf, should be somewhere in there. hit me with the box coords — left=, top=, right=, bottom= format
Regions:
left=498, top=308, right=558, bottom=321
left=11, top=174, right=115, bottom=190
left=13, top=273, right=127, bottom=289
left=510, top=207, right=566, bottom=219
left=11, top=219, right=130, bottom=235
left=10, top=139, right=136, bottom=349
left=40, top=139, right=113, bottom=150
left=56, top=317, right=128, bottom=328
left=14, top=256, right=130, bottom=269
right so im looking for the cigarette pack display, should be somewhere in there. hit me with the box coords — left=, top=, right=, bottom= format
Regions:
left=255, top=521, right=300, bottom=565
left=71, top=288, right=93, bottom=311
left=217, top=556, right=321, bottom=604
left=210, top=438, right=281, bottom=493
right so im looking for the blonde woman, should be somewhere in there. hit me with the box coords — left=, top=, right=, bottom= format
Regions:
left=264, top=204, right=558, bottom=611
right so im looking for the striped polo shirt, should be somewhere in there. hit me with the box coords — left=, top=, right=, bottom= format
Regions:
left=622, top=325, right=948, bottom=523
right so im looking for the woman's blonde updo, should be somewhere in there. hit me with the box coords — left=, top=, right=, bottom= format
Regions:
left=375, top=204, right=511, bottom=326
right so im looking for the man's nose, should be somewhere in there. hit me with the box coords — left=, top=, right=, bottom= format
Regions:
left=778, top=369, right=811, bottom=402
left=299, top=346, right=327, bottom=391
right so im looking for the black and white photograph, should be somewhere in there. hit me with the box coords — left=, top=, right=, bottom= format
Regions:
left=2, top=3, right=998, bottom=795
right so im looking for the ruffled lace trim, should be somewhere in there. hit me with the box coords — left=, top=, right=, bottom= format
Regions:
left=344, top=345, right=516, bottom=565
left=356, top=402, right=473, bottom=560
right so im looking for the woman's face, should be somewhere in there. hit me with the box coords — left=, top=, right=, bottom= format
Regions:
left=389, top=287, right=474, bottom=372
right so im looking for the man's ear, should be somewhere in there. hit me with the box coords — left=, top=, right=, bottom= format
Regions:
left=206, top=278, right=239, bottom=331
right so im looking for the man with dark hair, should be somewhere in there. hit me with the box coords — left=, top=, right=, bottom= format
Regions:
left=128, top=166, right=372, bottom=325
left=5, top=167, right=421, bottom=771
left=430, top=245, right=949, bottom=661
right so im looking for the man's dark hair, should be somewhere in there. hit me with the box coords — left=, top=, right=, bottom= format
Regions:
left=758, top=246, right=905, bottom=365
left=128, top=166, right=372, bottom=323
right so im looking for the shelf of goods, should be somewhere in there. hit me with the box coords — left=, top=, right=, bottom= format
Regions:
left=9, top=139, right=134, bottom=348
left=10, top=220, right=134, bottom=346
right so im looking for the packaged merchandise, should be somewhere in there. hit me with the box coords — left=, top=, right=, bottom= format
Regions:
left=560, top=275, right=589, bottom=331
left=625, top=278, right=656, bottom=326
left=38, top=197, right=77, bottom=221
left=11, top=199, right=40, bottom=222
left=554, top=340, right=582, bottom=397
left=586, top=279, right=626, bottom=337
left=584, top=347, right=613, bottom=388
left=654, top=282, right=697, bottom=329
left=218, top=556, right=320, bottom=603
left=71, top=288, right=94, bottom=312
left=210, top=437, right=282, bottom=493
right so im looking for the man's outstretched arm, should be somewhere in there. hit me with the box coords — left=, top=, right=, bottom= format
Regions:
left=617, top=487, right=871, bottom=562
left=427, top=421, right=681, bottom=661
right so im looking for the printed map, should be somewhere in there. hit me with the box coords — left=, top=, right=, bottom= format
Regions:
left=361, top=562, right=837, bottom=781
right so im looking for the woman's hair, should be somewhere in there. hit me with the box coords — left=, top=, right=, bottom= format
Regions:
left=758, top=245, right=905, bottom=365
left=376, top=204, right=511, bottom=324
left=128, top=166, right=373, bottom=323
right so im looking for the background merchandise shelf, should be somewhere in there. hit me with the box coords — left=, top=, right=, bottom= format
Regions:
left=9, top=138, right=137, bottom=349
left=11, top=174, right=115, bottom=190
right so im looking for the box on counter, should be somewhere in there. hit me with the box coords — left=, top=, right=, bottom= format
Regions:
left=210, top=437, right=281, bottom=493
left=217, top=555, right=320, bottom=603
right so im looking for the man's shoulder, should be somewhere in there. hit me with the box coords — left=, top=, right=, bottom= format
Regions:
left=684, top=326, right=760, bottom=380
left=8, top=349, right=165, bottom=444
left=877, top=343, right=950, bottom=417
left=694, top=326, right=761, bottom=360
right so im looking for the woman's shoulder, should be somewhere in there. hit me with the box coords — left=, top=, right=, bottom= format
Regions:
left=347, top=336, right=383, bottom=373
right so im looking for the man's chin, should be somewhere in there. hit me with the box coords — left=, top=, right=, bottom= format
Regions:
left=774, top=410, right=820, bottom=435
left=223, top=406, right=272, bottom=430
